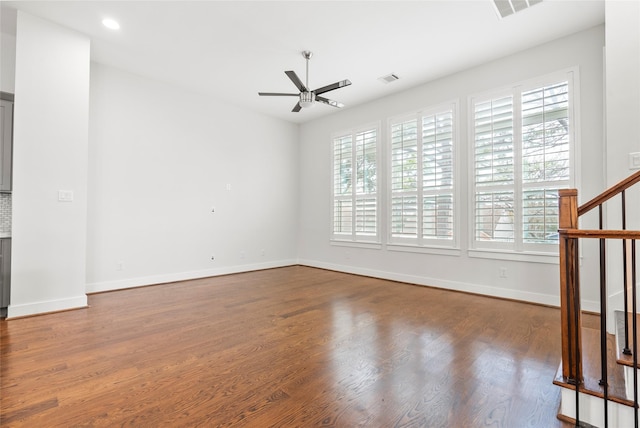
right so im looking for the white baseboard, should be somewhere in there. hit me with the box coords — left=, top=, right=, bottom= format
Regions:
left=608, top=286, right=640, bottom=312
left=85, top=259, right=298, bottom=294
left=9, top=260, right=602, bottom=317
left=560, top=385, right=635, bottom=428
left=7, top=295, right=88, bottom=319
left=298, top=258, right=583, bottom=308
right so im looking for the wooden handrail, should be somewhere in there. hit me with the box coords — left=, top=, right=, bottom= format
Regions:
left=559, top=229, right=640, bottom=239
left=578, top=170, right=640, bottom=217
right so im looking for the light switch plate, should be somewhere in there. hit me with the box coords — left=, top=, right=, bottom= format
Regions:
left=630, top=152, right=640, bottom=170
left=58, top=190, right=74, bottom=202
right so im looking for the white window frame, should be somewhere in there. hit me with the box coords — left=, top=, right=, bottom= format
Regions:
left=468, top=69, right=579, bottom=262
left=387, top=101, right=460, bottom=254
left=330, top=122, right=381, bottom=245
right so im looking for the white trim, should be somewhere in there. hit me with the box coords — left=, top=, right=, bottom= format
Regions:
left=299, top=258, right=560, bottom=307
left=330, top=240, right=382, bottom=250
left=85, top=259, right=298, bottom=294
left=467, top=248, right=559, bottom=264
left=7, top=295, right=88, bottom=318
left=570, top=67, right=581, bottom=194
left=387, top=100, right=460, bottom=126
left=468, top=67, right=580, bottom=103
left=330, top=234, right=380, bottom=244
left=387, top=243, right=461, bottom=257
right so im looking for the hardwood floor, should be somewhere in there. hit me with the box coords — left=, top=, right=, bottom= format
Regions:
left=1, top=266, right=570, bottom=427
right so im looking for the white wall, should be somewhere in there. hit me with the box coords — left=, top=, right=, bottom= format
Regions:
left=86, top=63, right=299, bottom=292
left=9, top=12, right=90, bottom=317
left=298, top=26, right=606, bottom=308
left=604, top=0, right=640, bottom=323
left=606, top=0, right=640, bottom=189
left=0, top=31, right=15, bottom=93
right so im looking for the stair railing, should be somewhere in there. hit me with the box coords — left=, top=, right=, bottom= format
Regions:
left=559, top=169, right=640, bottom=427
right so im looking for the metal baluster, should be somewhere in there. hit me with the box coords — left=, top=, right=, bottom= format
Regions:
left=599, top=205, right=609, bottom=426
left=632, top=239, right=638, bottom=428
left=573, top=237, right=582, bottom=427
left=623, top=191, right=631, bottom=355
left=564, top=239, right=574, bottom=360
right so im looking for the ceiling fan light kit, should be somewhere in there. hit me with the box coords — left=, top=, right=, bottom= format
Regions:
left=299, top=91, right=315, bottom=109
left=259, top=50, right=351, bottom=113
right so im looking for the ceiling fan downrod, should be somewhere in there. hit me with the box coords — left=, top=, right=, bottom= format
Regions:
left=302, top=50, right=312, bottom=91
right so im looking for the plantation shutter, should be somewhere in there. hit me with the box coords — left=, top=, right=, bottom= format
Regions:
left=391, top=119, right=419, bottom=238
left=473, top=75, right=572, bottom=249
left=422, top=111, right=454, bottom=240
left=521, top=81, right=570, bottom=244
left=355, top=129, right=377, bottom=236
left=473, top=96, right=515, bottom=243
left=332, top=127, right=378, bottom=242
left=333, top=135, right=353, bottom=236
left=390, top=105, right=456, bottom=245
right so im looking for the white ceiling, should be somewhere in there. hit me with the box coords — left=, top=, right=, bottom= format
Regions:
left=0, top=0, right=604, bottom=124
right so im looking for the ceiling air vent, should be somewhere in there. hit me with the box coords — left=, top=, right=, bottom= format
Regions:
left=493, top=0, right=542, bottom=19
left=378, top=73, right=399, bottom=84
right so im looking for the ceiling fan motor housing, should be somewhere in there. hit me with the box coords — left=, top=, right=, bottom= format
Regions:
left=299, top=91, right=314, bottom=108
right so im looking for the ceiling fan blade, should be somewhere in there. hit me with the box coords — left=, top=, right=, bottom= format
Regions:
left=313, top=79, right=351, bottom=95
left=292, top=102, right=302, bottom=113
left=258, top=92, right=299, bottom=97
left=285, top=71, right=308, bottom=92
left=315, top=96, right=344, bottom=109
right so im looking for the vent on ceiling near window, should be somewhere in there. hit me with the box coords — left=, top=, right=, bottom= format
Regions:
left=378, top=73, right=399, bottom=84
left=493, top=0, right=542, bottom=18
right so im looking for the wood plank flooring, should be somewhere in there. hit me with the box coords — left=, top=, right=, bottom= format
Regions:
left=1, top=266, right=570, bottom=427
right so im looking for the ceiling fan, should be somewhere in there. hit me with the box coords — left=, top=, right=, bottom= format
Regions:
left=259, top=51, right=351, bottom=112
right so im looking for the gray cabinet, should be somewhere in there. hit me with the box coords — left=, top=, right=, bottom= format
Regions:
left=0, top=93, right=14, bottom=193
left=0, top=238, right=10, bottom=317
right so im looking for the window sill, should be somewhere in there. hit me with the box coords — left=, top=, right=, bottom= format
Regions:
left=387, top=244, right=461, bottom=257
left=468, top=248, right=558, bottom=264
left=330, top=240, right=382, bottom=250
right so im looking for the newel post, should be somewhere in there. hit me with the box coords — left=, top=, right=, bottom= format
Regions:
left=559, top=189, right=582, bottom=382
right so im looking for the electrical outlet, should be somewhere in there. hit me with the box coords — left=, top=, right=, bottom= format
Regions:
left=499, top=267, right=508, bottom=278
left=116, top=261, right=124, bottom=271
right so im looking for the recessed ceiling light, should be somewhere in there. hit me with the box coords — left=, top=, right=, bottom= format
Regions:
left=102, top=18, right=120, bottom=30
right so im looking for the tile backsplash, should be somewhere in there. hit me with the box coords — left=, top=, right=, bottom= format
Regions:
left=0, top=194, right=11, bottom=234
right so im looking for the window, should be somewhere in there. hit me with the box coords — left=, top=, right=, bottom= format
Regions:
left=332, top=126, right=379, bottom=242
left=390, top=104, right=456, bottom=247
left=472, top=73, right=573, bottom=253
